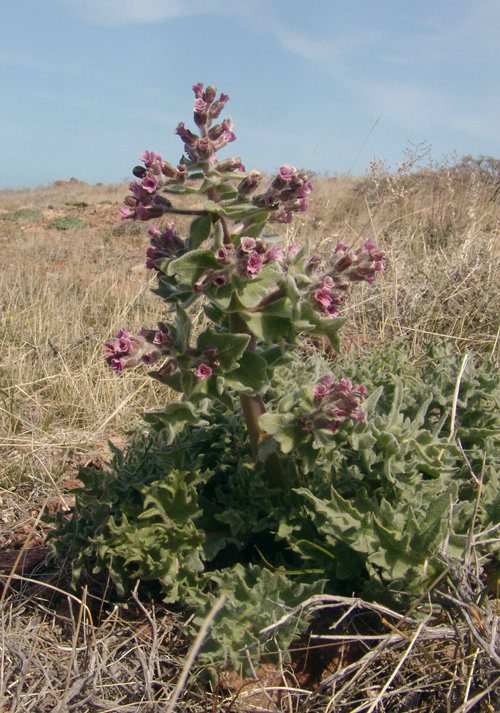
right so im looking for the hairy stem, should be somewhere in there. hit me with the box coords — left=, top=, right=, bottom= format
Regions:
left=228, top=313, right=288, bottom=490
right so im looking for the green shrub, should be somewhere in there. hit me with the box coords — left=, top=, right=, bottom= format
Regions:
left=1, top=208, right=43, bottom=221
left=51, top=341, right=500, bottom=667
left=48, top=216, right=89, bottom=230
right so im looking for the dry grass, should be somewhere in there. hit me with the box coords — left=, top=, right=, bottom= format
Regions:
left=1, top=163, right=499, bottom=711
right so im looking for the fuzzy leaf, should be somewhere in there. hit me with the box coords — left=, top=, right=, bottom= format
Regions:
left=187, top=214, right=212, bottom=250
left=197, top=328, right=250, bottom=370
left=167, top=249, right=219, bottom=284
left=225, top=351, right=270, bottom=394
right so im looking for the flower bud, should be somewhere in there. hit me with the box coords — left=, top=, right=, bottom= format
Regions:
left=216, top=157, right=244, bottom=172
left=194, top=111, right=208, bottom=128
left=204, top=85, right=217, bottom=103
left=176, top=165, right=188, bottom=182
left=156, top=359, right=178, bottom=378
left=174, top=122, right=198, bottom=146
left=161, top=161, right=177, bottom=178
left=237, top=170, right=262, bottom=195
left=208, top=123, right=225, bottom=140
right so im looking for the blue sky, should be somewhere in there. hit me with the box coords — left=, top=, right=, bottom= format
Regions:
left=1, top=0, right=499, bottom=189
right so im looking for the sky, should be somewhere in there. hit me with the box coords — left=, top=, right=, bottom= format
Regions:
left=1, top=0, right=499, bottom=189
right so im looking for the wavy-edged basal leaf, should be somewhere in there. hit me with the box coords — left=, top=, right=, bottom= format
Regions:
left=143, top=401, right=207, bottom=443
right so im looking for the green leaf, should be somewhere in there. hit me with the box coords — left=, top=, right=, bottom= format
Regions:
left=225, top=351, right=270, bottom=394
left=151, top=370, right=183, bottom=392
left=216, top=182, right=239, bottom=200
left=203, top=200, right=228, bottom=217
left=240, top=308, right=295, bottom=343
left=298, top=301, right=345, bottom=351
left=143, top=401, right=207, bottom=443
left=163, top=183, right=201, bottom=194
left=203, top=302, right=226, bottom=325
left=167, top=249, right=218, bottom=284
left=235, top=261, right=283, bottom=309
left=240, top=221, right=268, bottom=238
left=175, top=305, right=192, bottom=352
left=187, top=214, right=212, bottom=250
left=197, top=328, right=250, bottom=370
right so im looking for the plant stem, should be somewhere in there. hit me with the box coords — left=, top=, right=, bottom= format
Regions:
left=228, top=313, right=288, bottom=491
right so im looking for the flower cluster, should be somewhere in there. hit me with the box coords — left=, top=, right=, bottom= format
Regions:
left=310, top=238, right=386, bottom=318
left=120, top=151, right=183, bottom=222
left=174, top=83, right=236, bottom=165
left=195, top=346, right=221, bottom=381
left=252, top=164, right=313, bottom=223
left=300, top=376, right=367, bottom=433
left=146, top=222, right=184, bottom=272
left=193, top=235, right=284, bottom=293
left=104, top=328, right=173, bottom=372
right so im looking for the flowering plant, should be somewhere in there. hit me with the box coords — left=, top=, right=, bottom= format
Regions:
left=106, top=82, right=386, bottom=487
left=52, top=87, right=500, bottom=669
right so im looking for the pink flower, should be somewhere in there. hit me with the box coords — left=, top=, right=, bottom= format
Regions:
left=339, top=379, right=353, bottom=392
left=246, top=252, right=263, bottom=275
left=140, top=151, right=162, bottom=167
left=115, top=337, right=131, bottom=354
left=314, top=288, right=332, bottom=307
left=194, top=97, right=207, bottom=113
left=153, top=331, right=170, bottom=345
left=135, top=203, right=149, bottom=220
left=196, top=363, right=212, bottom=380
left=325, top=305, right=339, bottom=317
left=335, top=240, right=348, bottom=253
left=115, top=328, right=131, bottom=339
left=213, top=271, right=228, bottom=286
left=265, top=246, right=283, bottom=262
left=278, top=165, right=295, bottom=181
left=142, top=174, right=158, bottom=193
left=314, top=383, right=328, bottom=399
left=129, top=182, right=147, bottom=199
left=110, top=357, right=125, bottom=372
left=215, top=247, right=229, bottom=263
left=356, top=384, right=368, bottom=396
left=120, top=207, right=133, bottom=220
left=192, top=82, right=204, bottom=97
left=288, top=244, right=300, bottom=255
left=240, top=236, right=256, bottom=253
